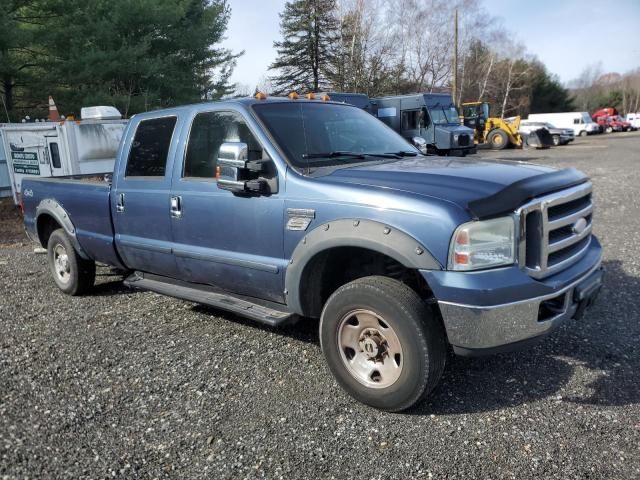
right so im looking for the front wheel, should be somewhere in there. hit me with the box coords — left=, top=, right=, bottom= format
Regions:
left=47, top=228, right=96, bottom=295
left=552, top=134, right=560, bottom=146
left=320, top=276, right=446, bottom=412
left=488, top=129, right=508, bottom=150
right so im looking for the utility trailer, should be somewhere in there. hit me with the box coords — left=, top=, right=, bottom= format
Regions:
left=0, top=106, right=127, bottom=205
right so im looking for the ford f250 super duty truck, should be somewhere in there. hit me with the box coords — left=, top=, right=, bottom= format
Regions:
left=22, top=95, right=603, bottom=412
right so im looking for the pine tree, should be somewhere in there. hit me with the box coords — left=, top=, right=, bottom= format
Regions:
left=269, top=0, right=339, bottom=94
left=529, top=60, right=575, bottom=114
left=0, top=1, right=46, bottom=121
left=38, top=0, right=241, bottom=116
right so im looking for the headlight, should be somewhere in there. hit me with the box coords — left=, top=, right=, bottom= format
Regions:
left=448, top=216, right=516, bottom=271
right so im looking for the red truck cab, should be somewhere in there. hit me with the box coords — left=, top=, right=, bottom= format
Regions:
left=592, top=107, right=631, bottom=133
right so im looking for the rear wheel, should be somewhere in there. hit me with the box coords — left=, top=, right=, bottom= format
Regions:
left=47, top=228, right=95, bottom=295
left=320, top=276, right=446, bottom=412
left=606, top=126, right=613, bottom=133
left=488, top=129, right=508, bottom=150
left=579, top=130, right=587, bottom=137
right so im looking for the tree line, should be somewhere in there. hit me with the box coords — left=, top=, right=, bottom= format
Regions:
left=261, top=0, right=575, bottom=118
left=261, top=0, right=640, bottom=117
left=2, top=0, right=638, bottom=123
left=569, top=64, right=640, bottom=114
left=1, top=0, right=239, bottom=121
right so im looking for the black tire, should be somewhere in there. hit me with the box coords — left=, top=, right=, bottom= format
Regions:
left=606, top=126, right=613, bottom=133
left=552, top=134, right=560, bottom=146
left=579, top=130, right=587, bottom=137
left=47, top=228, right=95, bottom=295
left=320, top=276, right=446, bottom=412
left=488, top=129, right=508, bottom=150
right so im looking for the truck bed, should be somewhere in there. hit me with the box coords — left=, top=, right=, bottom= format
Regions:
left=22, top=174, right=123, bottom=268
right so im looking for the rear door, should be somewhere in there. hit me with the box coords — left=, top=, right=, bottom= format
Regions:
left=4, top=128, right=53, bottom=200
left=112, top=115, right=181, bottom=278
left=44, top=136, right=65, bottom=176
left=169, top=108, right=285, bottom=303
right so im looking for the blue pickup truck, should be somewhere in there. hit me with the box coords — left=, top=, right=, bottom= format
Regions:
left=22, top=95, right=603, bottom=411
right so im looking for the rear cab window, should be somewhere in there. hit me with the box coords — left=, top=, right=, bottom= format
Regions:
left=125, top=116, right=177, bottom=177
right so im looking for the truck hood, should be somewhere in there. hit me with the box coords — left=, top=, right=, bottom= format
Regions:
left=318, top=157, right=589, bottom=218
left=434, top=124, right=473, bottom=134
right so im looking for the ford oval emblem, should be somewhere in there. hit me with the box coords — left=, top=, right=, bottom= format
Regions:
left=572, top=217, right=587, bottom=235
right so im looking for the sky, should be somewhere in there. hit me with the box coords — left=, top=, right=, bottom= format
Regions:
left=223, top=0, right=640, bottom=89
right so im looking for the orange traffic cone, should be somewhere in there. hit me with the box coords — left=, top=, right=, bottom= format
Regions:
left=48, top=96, right=60, bottom=121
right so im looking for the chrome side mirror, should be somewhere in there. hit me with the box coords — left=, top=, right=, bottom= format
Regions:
left=217, top=141, right=275, bottom=195
left=217, top=142, right=249, bottom=193
left=412, top=136, right=428, bottom=154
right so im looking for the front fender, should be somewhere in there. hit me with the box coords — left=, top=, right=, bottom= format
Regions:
left=284, top=218, right=441, bottom=315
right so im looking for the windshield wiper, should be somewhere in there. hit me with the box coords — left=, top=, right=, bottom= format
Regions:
left=302, top=151, right=366, bottom=160
left=384, top=151, right=419, bottom=157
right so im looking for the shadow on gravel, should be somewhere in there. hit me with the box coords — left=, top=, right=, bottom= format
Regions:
left=191, top=304, right=321, bottom=346
left=415, top=259, right=640, bottom=415
left=91, top=280, right=131, bottom=296
left=93, top=260, right=638, bottom=415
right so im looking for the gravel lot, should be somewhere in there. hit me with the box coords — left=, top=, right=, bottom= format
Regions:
left=1, top=131, right=639, bottom=479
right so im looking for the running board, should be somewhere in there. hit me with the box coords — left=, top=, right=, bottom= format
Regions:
left=124, top=272, right=294, bottom=327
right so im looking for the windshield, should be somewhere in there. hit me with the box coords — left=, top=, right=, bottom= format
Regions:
left=444, top=105, right=461, bottom=124
left=252, top=102, right=418, bottom=168
left=428, top=105, right=460, bottom=125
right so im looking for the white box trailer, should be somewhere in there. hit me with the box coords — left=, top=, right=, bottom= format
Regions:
left=527, top=112, right=599, bottom=136
left=0, top=108, right=127, bottom=204
left=626, top=113, right=640, bottom=129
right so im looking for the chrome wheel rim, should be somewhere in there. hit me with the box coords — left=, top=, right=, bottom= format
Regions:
left=337, top=309, right=403, bottom=389
left=53, top=244, right=71, bottom=284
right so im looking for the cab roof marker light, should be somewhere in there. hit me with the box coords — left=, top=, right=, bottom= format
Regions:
left=320, top=94, right=331, bottom=101
left=306, top=92, right=316, bottom=100
left=255, top=91, right=267, bottom=100
left=288, top=91, right=299, bottom=100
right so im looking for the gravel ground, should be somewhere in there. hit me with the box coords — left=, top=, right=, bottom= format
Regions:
left=1, top=132, right=639, bottom=479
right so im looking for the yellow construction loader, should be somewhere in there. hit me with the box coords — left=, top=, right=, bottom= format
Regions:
left=461, top=101, right=551, bottom=150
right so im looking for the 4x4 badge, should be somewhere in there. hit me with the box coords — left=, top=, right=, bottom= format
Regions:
left=286, top=208, right=315, bottom=231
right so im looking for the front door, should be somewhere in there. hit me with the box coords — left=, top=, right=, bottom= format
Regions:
left=170, top=109, right=285, bottom=303
left=112, top=115, right=181, bottom=278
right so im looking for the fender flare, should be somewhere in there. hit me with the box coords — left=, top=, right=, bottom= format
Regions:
left=284, top=219, right=441, bottom=315
left=35, top=199, right=90, bottom=259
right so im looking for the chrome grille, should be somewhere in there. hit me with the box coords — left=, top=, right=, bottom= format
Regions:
left=518, top=182, right=593, bottom=279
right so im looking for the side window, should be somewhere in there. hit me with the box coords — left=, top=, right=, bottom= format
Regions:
left=573, top=118, right=580, bottom=124
left=49, top=142, right=61, bottom=169
left=125, top=116, right=177, bottom=177
left=401, top=110, right=421, bottom=130
left=183, top=111, right=263, bottom=179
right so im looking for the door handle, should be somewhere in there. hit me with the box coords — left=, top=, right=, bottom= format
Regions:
left=170, top=195, right=182, bottom=218
left=116, top=192, right=125, bottom=213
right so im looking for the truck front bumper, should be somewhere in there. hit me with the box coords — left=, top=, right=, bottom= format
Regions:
left=421, top=237, right=603, bottom=356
